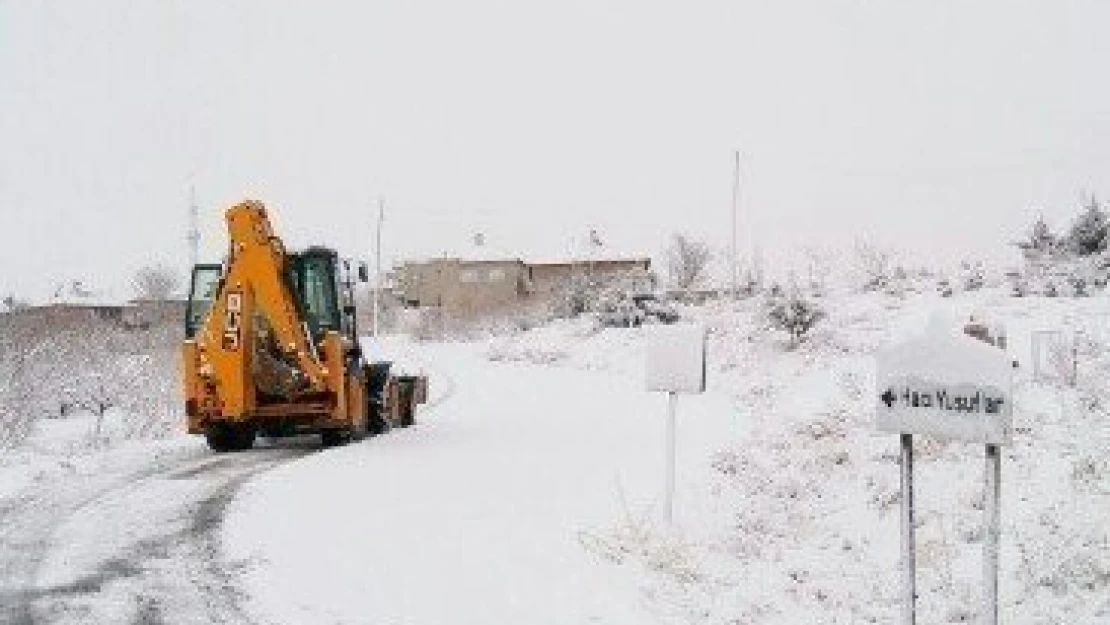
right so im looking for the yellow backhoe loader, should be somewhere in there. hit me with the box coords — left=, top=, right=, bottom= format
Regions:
left=182, top=200, right=423, bottom=451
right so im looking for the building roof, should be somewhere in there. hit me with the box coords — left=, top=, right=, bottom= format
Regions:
left=25, top=281, right=132, bottom=309
left=413, top=231, right=648, bottom=267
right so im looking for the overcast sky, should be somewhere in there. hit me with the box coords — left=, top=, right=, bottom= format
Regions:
left=2, top=1, right=1109, bottom=299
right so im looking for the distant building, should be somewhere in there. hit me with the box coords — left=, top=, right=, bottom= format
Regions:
left=392, top=234, right=652, bottom=317
left=3, top=302, right=126, bottom=327
left=125, top=298, right=188, bottom=329
left=394, top=258, right=530, bottom=317
left=525, top=258, right=652, bottom=300
left=0, top=282, right=187, bottom=335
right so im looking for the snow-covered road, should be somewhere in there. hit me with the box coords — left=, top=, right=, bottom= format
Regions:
left=226, top=340, right=745, bottom=625
left=0, top=438, right=315, bottom=625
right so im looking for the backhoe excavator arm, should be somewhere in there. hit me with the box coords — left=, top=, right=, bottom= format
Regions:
left=193, top=201, right=330, bottom=417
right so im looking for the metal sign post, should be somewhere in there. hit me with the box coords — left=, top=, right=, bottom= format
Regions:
left=645, top=323, right=707, bottom=524
left=900, top=433, right=916, bottom=625
left=984, top=443, right=1001, bottom=625
left=665, top=390, right=677, bottom=523
left=877, top=322, right=1013, bottom=624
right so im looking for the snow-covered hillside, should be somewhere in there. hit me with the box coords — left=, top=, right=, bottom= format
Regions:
left=488, top=291, right=1109, bottom=623
left=225, top=290, right=1108, bottom=624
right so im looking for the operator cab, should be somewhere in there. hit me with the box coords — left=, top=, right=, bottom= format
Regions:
left=185, top=246, right=360, bottom=345
left=185, top=264, right=223, bottom=339
left=286, top=247, right=345, bottom=343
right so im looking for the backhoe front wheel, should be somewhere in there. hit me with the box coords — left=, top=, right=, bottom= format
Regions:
left=205, top=422, right=257, bottom=452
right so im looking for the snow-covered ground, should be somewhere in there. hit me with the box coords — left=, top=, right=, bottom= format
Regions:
left=0, top=413, right=315, bottom=624
left=1, top=289, right=1106, bottom=624
left=226, top=339, right=744, bottom=624
left=227, top=290, right=1108, bottom=624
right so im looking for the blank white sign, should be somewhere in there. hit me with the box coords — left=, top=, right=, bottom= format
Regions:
left=646, top=323, right=706, bottom=394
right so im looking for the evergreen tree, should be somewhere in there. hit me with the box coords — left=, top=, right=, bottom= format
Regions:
left=1016, top=215, right=1059, bottom=260
left=1066, top=196, right=1108, bottom=256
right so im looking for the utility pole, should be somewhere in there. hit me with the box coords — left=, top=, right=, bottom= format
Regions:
left=730, top=150, right=740, bottom=299
left=373, top=196, right=384, bottom=337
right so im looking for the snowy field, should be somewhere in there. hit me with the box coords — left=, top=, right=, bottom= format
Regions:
left=0, top=289, right=1105, bottom=624
left=223, top=290, right=1108, bottom=625
left=225, top=340, right=741, bottom=625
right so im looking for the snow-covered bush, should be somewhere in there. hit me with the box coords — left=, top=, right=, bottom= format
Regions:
left=1017, top=215, right=1066, bottom=262
left=958, top=260, right=986, bottom=291
left=0, top=313, right=183, bottom=446
left=0, top=325, right=37, bottom=447
left=113, top=320, right=183, bottom=438
left=550, top=269, right=654, bottom=328
left=764, top=290, right=825, bottom=349
left=116, top=354, right=181, bottom=438
left=550, top=273, right=596, bottom=320
left=1012, top=202, right=1110, bottom=297
left=851, top=239, right=895, bottom=293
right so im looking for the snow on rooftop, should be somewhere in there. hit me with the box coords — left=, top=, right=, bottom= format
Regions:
left=423, top=232, right=521, bottom=263
left=417, top=230, right=649, bottom=266
left=37, top=281, right=131, bottom=308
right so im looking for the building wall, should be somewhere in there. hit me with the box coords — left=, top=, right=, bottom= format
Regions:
left=395, top=259, right=529, bottom=317
left=443, top=260, right=528, bottom=317
left=4, top=304, right=124, bottom=329
left=527, top=259, right=652, bottom=297
left=394, top=257, right=652, bottom=317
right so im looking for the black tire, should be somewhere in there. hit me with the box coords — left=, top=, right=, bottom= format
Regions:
left=260, top=421, right=294, bottom=440
left=320, top=428, right=351, bottom=448
left=205, top=423, right=235, bottom=452
left=205, top=422, right=255, bottom=452
left=231, top=423, right=257, bottom=451
left=368, top=412, right=388, bottom=436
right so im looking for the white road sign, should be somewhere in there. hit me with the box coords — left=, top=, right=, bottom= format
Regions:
left=876, top=327, right=1014, bottom=445
left=645, top=322, right=706, bottom=394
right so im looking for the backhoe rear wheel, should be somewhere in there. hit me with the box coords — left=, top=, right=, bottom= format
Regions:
left=232, top=424, right=257, bottom=451
left=320, top=428, right=352, bottom=448
left=205, top=422, right=256, bottom=452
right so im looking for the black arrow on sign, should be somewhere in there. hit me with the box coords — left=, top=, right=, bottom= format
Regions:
left=881, top=389, right=897, bottom=408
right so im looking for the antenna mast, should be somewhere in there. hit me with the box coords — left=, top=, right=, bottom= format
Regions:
left=373, top=196, right=384, bottom=337
left=730, top=150, right=740, bottom=299
left=187, top=184, right=200, bottom=268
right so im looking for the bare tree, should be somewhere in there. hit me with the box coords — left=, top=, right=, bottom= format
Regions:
left=666, top=233, right=713, bottom=292
left=852, top=238, right=894, bottom=292
left=802, top=247, right=833, bottom=296
left=132, top=263, right=181, bottom=300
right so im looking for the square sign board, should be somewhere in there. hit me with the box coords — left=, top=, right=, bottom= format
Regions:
left=876, top=329, right=1013, bottom=445
left=646, top=323, right=706, bottom=394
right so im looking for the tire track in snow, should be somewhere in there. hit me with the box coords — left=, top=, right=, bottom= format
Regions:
left=1, top=343, right=457, bottom=625
left=0, top=449, right=205, bottom=625
left=0, top=442, right=314, bottom=625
